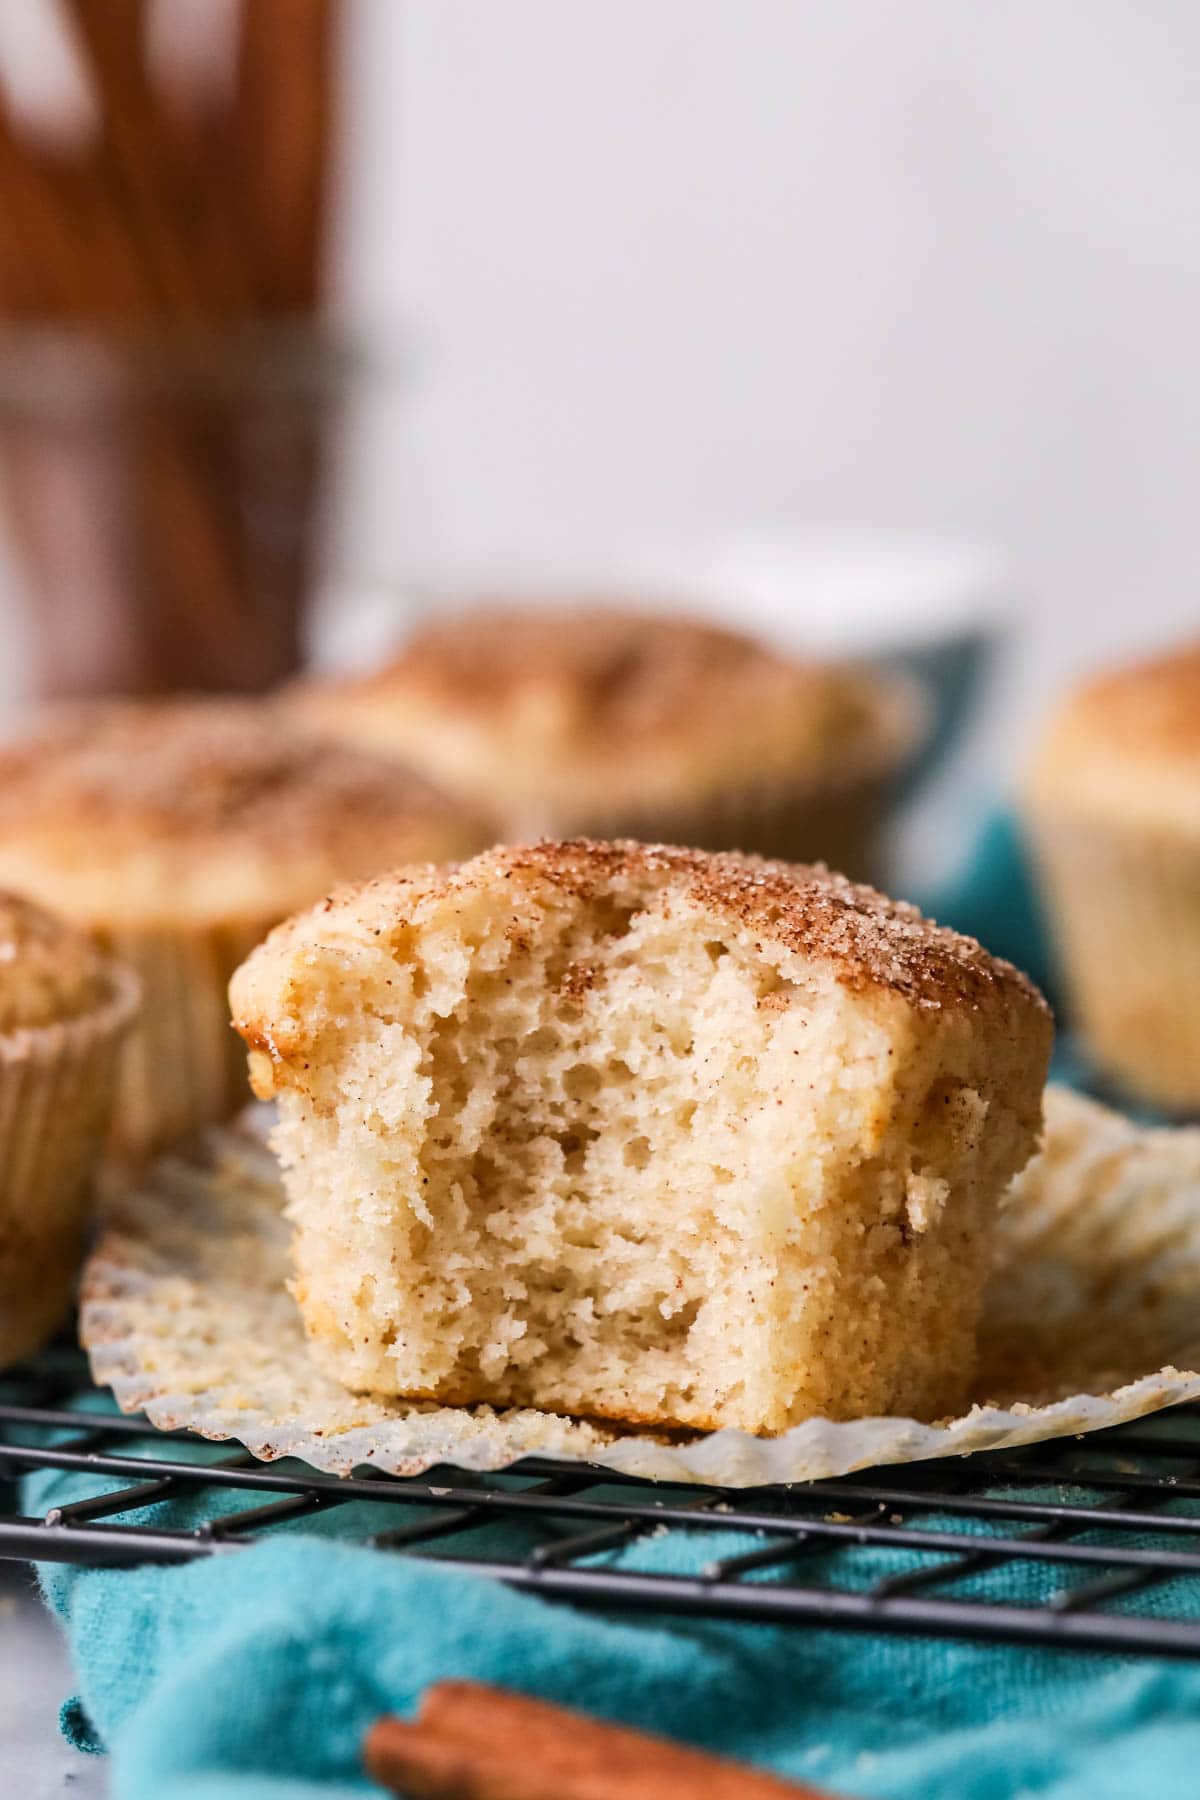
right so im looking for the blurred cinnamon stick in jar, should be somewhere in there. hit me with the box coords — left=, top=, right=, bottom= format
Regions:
left=0, top=0, right=345, bottom=698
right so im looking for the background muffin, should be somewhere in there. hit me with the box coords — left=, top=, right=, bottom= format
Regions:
left=0, top=700, right=487, bottom=1156
left=0, top=892, right=138, bottom=1367
left=291, top=606, right=923, bottom=880
left=1025, top=642, right=1200, bottom=1111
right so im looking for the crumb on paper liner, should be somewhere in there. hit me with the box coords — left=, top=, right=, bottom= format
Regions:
left=79, top=1087, right=1200, bottom=1488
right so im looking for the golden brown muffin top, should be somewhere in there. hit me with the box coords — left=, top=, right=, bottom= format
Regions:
left=499, top=840, right=1050, bottom=1014
left=0, top=699, right=488, bottom=929
left=232, top=838, right=1050, bottom=1069
left=291, top=607, right=919, bottom=830
left=376, top=607, right=840, bottom=733
left=0, top=700, right=458, bottom=841
left=1027, top=643, right=1200, bottom=831
left=1053, top=644, right=1200, bottom=755
left=0, top=889, right=113, bottom=1032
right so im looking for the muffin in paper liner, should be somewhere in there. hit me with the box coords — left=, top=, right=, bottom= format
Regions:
left=79, top=1085, right=1200, bottom=1487
left=95, top=920, right=273, bottom=1161
left=0, top=699, right=491, bottom=1161
left=292, top=609, right=928, bottom=886
left=495, top=672, right=927, bottom=885
left=1026, top=814, right=1200, bottom=1113
left=1023, top=641, right=1200, bottom=1113
left=0, top=961, right=140, bottom=1368
left=544, top=737, right=914, bottom=888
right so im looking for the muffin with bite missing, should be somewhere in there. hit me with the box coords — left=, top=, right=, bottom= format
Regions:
left=290, top=606, right=922, bottom=880
left=1025, top=641, right=1200, bottom=1111
left=0, top=700, right=487, bottom=1157
left=232, top=839, right=1051, bottom=1433
left=0, top=892, right=138, bottom=1367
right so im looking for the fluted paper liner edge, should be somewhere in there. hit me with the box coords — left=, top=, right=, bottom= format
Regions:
left=80, top=1087, right=1200, bottom=1487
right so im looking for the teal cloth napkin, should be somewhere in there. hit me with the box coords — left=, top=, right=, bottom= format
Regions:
left=24, top=808, right=1195, bottom=1800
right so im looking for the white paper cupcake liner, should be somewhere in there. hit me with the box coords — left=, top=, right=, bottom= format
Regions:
left=95, top=920, right=267, bottom=1158
left=1026, top=809, right=1200, bottom=1111
left=519, top=675, right=927, bottom=885
left=562, top=770, right=890, bottom=888
left=0, top=963, right=140, bottom=1368
left=79, top=1086, right=1200, bottom=1487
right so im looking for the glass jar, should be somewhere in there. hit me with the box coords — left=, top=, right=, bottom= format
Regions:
left=0, top=324, right=355, bottom=698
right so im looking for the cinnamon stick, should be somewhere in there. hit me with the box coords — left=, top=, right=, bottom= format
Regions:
left=59, top=0, right=254, bottom=319
left=364, top=1682, right=843, bottom=1800
left=38, top=148, right=151, bottom=321
left=232, top=0, right=334, bottom=309
left=0, top=103, right=97, bottom=315
left=0, top=99, right=263, bottom=688
left=0, top=0, right=332, bottom=695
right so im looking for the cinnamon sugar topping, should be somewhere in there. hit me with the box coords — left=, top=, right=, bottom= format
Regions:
left=269, top=838, right=1049, bottom=1021
left=0, top=700, right=469, bottom=848
left=480, top=840, right=1049, bottom=1014
left=389, top=608, right=836, bottom=735
left=305, top=606, right=883, bottom=753
left=0, top=890, right=111, bottom=1031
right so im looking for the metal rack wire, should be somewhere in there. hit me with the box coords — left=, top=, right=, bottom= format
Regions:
left=6, top=1346, right=1200, bottom=1659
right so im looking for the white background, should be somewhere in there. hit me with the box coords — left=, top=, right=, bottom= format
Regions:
left=333, top=0, right=1198, bottom=720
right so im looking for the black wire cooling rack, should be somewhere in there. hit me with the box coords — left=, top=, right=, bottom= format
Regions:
left=7, top=1346, right=1200, bottom=1660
